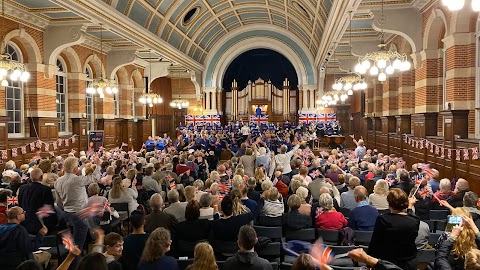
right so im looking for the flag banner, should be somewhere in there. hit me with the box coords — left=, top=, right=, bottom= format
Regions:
left=11, top=148, right=17, bottom=157
left=298, top=113, right=317, bottom=125
left=203, top=115, right=221, bottom=126
left=464, top=149, right=470, bottom=160
left=249, top=115, right=269, bottom=126
left=185, top=115, right=204, bottom=126
left=473, top=148, right=479, bottom=160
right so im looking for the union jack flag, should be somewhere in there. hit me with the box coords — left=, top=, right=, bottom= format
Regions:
left=326, top=113, right=336, bottom=122
left=77, top=203, right=104, bottom=219
left=36, top=140, right=42, bottom=149
left=65, top=139, right=69, bottom=147
left=298, top=113, right=316, bottom=124
left=62, top=232, right=75, bottom=252
left=218, top=183, right=230, bottom=197
left=310, top=240, right=334, bottom=266
left=11, top=148, right=17, bottom=158
left=419, top=188, right=432, bottom=199
left=249, top=115, right=269, bottom=126
left=53, top=141, right=57, bottom=150
left=37, top=204, right=55, bottom=219
left=185, top=115, right=204, bottom=126
left=57, top=139, right=63, bottom=147
left=30, top=142, right=35, bottom=151
left=309, top=170, right=321, bottom=179
left=203, top=115, right=221, bottom=126
left=473, top=147, right=479, bottom=160
left=7, top=196, right=18, bottom=206
left=104, top=201, right=112, bottom=213
left=464, top=149, right=470, bottom=160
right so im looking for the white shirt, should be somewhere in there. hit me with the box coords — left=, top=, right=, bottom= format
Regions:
left=241, top=126, right=250, bottom=135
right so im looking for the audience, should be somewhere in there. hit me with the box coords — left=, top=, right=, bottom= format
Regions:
left=186, top=242, right=218, bottom=270
left=176, top=200, right=211, bottom=242
left=108, top=176, right=139, bottom=214
left=164, top=189, right=187, bottom=222
left=315, top=193, right=347, bottom=231
left=122, top=210, right=149, bottom=270
left=368, top=179, right=389, bottom=211
left=145, top=193, right=178, bottom=235
left=283, top=194, right=312, bottom=231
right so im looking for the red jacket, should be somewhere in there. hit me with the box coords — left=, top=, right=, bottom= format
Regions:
left=315, top=211, right=348, bottom=231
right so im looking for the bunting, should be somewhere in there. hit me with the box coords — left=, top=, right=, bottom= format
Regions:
left=402, top=134, right=477, bottom=161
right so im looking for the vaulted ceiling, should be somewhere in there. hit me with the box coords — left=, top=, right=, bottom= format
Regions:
left=6, top=0, right=426, bottom=77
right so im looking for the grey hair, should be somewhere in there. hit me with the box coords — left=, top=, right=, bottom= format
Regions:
left=319, top=193, right=334, bottom=210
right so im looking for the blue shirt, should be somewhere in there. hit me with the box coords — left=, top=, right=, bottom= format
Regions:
left=348, top=202, right=379, bottom=231
left=429, top=180, right=440, bottom=193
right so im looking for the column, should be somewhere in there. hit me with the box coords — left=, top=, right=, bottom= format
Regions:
left=212, top=90, right=217, bottom=113
left=382, top=76, right=398, bottom=116
left=205, top=90, right=211, bottom=111
left=309, top=89, right=315, bottom=110
left=443, top=32, right=476, bottom=138
left=302, top=89, right=308, bottom=111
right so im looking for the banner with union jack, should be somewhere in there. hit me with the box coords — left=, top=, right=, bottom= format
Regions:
left=316, top=113, right=337, bottom=122
left=298, top=113, right=317, bottom=124
left=249, top=115, right=269, bottom=126
left=185, top=115, right=204, bottom=126
left=203, top=115, right=221, bottom=126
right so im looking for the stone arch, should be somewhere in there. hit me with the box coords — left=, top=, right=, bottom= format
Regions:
left=131, top=69, right=144, bottom=89
left=83, top=54, right=105, bottom=79
left=115, top=66, right=130, bottom=86
left=4, top=28, right=42, bottom=64
left=211, top=37, right=306, bottom=89
left=423, top=8, right=449, bottom=50
left=60, top=47, right=82, bottom=73
left=451, top=5, right=476, bottom=33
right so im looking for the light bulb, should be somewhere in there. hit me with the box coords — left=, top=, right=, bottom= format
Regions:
left=334, top=94, right=339, bottom=100
left=99, top=94, right=105, bottom=99
left=347, top=89, right=353, bottom=95
left=378, top=72, right=387, bottom=82
left=377, top=59, right=387, bottom=69
left=170, top=102, right=175, bottom=107
left=139, top=97, right=146, bottom=103
left=392, top=59, right=402, bottom=69
left=0, top=68, right=6, bottom=77
left=400, top=61, right=411, bottom=71
left=158, top=97, right=163, bottom=103
left=13, top=69, right=21, bottom=77
left=370, top=66, right=379, bottom=76
left=149, top=103, right=153, bottom=108
left=1, top=79, right=8, bottom=87
left=362, top=60, right=371, bottom=69
left=448, top=0, right=464, bottom=10
left=106, top=87, right=112, bottom=94
left=332, top=83, right=337, bottom=90
left=153, top=98, right=158, bottom=103
left=353, top=84, right=359, bottom=91
left=20, top=72, right=30, bottom=82
left=10, top=73, right=18, bottom=81
left=473, top=0, right=480, bottom=11
left=362, top=82, right=368, bottom=89
left=112, top=87, right=118, bottom=94
left=146, top=97, right=152, bottom=103
left=386, top=65, right=394, bottom=75
left=344, top=83, right=352, bottom=90
left=97, top=87, right=102, bottom=94
left=355, top=63, right=363, bottom=73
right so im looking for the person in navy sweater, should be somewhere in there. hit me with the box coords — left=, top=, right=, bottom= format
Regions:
left=348, top=186, right=379, bottom=231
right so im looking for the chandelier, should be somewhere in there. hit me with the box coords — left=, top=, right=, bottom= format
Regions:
left=0, top=0, right=30, bottom=87
left=353, top=0, right=411, bottom=82
left=139, top=93, right=163, bottom=107
left=332, top=75, right=367, bottom=95
left=139, top=50, right=162, bottom=107
left=170, top=96, right=189, bottom=109
left=86, top=25, right=118, bottom=98
left=318, top=91, right=349, bottom=108
left=442, top=0, right=480, bottom=11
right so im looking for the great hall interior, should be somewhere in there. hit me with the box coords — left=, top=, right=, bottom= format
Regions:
left=1, top=0, right=480, bottom=269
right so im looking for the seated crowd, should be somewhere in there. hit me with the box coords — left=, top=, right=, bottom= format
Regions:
left=1, top=128, right=480, bottom=270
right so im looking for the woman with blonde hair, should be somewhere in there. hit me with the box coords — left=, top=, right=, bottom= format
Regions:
left=123, top=169, right=136, bottom=188
left=369, top=179, right=389, bottom=210
left=108, top=176, right=138, bottom=214
left=296, top=186, right=311, bottom=216
left=435, top=208, right=480, bottom=270
left=186, top=242, right=218, bottom=270
left=254, top=167, right=267, bottom=191
left=231, top=189, right=249, bottom=216
left=138, top=227, right=178, bottom=269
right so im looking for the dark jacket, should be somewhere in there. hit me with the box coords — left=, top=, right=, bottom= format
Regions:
left=176, top=219, right=211, bottom=242
left=0, top=223, right=43, bottom=270
left=282, top=209, right=312, bottom=231
left=145, top=211, right=178, bottom=236
left=224, top=251, right=273, bottom=270
left=18, top=182, right=57, bottom=234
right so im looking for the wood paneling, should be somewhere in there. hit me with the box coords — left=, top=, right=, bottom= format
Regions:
left=352, top=113, right=480, bottom=194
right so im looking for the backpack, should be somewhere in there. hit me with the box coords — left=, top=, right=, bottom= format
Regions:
left=340, top=227, right=356, bottom=246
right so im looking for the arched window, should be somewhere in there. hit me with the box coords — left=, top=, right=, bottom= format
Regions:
left=5, top=43, right=24, bottom=137
left=131, top=82, right=135, bottom=118
left=85, top=65, right=94, bottom=131
left=56, top=57, right=68, bottom=133
left=114, top=75, right=119, bottom=118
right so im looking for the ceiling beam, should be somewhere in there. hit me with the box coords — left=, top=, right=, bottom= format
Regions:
left=51, top=0, right=204, bottom=72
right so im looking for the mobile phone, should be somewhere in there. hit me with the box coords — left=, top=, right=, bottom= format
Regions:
left=445, top=215, right=463, bottom=232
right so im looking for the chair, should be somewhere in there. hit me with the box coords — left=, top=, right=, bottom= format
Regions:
left=339, top=208, right=351, bottom=219
left=280, top=262, right=293, bottom=270
left=257, top=242, right=281, bottom=262
left=213, top=241, right=238, bottom=258
left=417, top=249, right=436, bottom=264
left=330, top=245, right=357, bottom=267
left=177, top=258, right=194, bottom=270
left=316, top=229, right=341, bottom=245
left=218, top=261, right=278, bottom=270
left=176, top=239, right=206, bottom=257
left=330, top=266, right=360, bottom=270
left=40, top=235, right=68, bottom=264
left=354, top=230, right=373, bottom=246
left=285, top=228, right=316, bottom=242
left=428, top=232, right=443, bottom=246
left=254, top=225, right=283, bottom=241
left=429, top=210, right=449, bottom=232
left=110, top=202, right=130, bottom=233
left=257, top=215, right=283, bottom=227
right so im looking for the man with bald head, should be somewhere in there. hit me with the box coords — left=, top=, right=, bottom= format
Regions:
left=348, top=186, right=378, bottom=231
left=145, top=193, right=178, bottom=235
left=448, top=178, right=470, bottom=208
left=0, top=206, right=49, bottom=269
left=18, top=168, right=57, bottom=235
left=218, top=164, right=229, bottom=182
